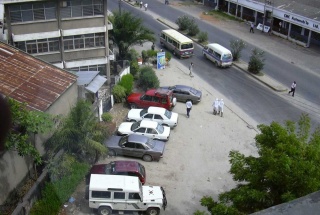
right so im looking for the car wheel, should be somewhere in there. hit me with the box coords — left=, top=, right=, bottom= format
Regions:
left=108, top=149, right=116, bottom=156
left=98, top=206, right=112, bottom=215
left=146, top=207, right=160, bottom=215
left=204, top=53, right=208, bottom=59
left=143, top=154, right=153, bottom=162
left=130, top=103, right=137, bottom=109
left=172, top=97, right=177, bottom=106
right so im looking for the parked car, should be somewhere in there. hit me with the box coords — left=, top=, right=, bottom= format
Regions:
left=126, top=88, right=177, bottom=110
left=126, top=106, right=179, bottom=128
left=159, top=85, right=202, bottom=104
left=87, top=160, right=146, bottom=185
left=117, top=120, right=170, bottom=141
left=104, top=134, right=166, bottom=162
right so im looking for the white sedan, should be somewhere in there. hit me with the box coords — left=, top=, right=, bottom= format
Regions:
left=126, top=107, right=178, bottom=128
left=117, top=120, right=171, bottom=141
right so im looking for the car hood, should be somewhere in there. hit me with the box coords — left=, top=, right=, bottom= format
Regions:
left=152, top=140, right=166, bottom=153
left=127, top=109, right=143, bottom=120
left=142, top=186, right=164, bottom=203
left=127, top=93, right=142, bottom=102
left=104, top=135, right=122, bottom=147
left=118, top=122, right=134, bottom=134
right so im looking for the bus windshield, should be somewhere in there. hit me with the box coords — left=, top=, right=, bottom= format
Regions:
left=181, top=43, right=193, bottom=50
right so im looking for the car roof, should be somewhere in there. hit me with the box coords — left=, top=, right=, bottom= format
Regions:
left=113, top=160, right=141, bottom=172
left=174, top=85, right=191, bottom=90
left=145, top=88, right=172, bottom=97
left=127, top=133, right=149, bottom=143
left=140, top=120, right=158, bottom=128
left=89, top=175, right=140, bottom=192
left=148, top=107, right=166, bottom=114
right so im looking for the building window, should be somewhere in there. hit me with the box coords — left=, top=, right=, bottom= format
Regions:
left=63, top=33, right=105, bottom=50
left=69, top=64, right=106, bottom=75
left=16, top=38, right=60, bottom=54
left=60, top=0, right=103, bottom=18
left=9, top=2, right=56, bottom=23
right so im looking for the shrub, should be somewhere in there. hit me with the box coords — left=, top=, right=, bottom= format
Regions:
left=118, top=73, right=134, bottom=95
left=165, top=51, right=172, bottom=62
left=176, top=15, right=191, bottom=31
left=197, top=31, right=208, bottom=43
left=248, top=48, right=265, bottom=74
left=101, top=112, right=113, bottom=122
left=130, top=60, right=140, bottom=78
left=147, top=49, right=157, bottom=57
left=112, top=84, right=127, bottom=103
left=138, top=66, right=160, bottom=91
left=126, top=48, right=140, bottom=61
left=230, top=39, right=246, bottom=61
left=141, top=50, right=149, bottom=64
left=187, top=19, right=200, bottom=37
left=30, top=160, right=89, bottom=215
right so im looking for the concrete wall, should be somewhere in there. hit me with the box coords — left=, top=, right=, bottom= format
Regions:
left=0, top=82, right=78, bottom=205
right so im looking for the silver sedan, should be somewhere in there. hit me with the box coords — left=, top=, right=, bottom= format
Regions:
left=159, top=85, right=202, bottom=104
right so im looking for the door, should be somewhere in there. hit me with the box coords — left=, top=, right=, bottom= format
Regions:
left=143, top=113, right=154, bottom=122
left=146, top=128, right=158, bottom=139
left=112, top=192, right=127, bottom=210
left=122, top=142, right=136, bottom=156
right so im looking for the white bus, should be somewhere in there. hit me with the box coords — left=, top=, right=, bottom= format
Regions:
left=160, top=29, right=194, bottom=58
left=202, top=43, right=233, bottom=68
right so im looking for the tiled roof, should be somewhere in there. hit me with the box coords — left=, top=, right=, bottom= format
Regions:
left=0, top=42, right=77, bottom=112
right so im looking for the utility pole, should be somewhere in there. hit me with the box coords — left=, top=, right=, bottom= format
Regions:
left=104, top=0, right=110, bottom=85
left=262, top=0, right=272, bottom=33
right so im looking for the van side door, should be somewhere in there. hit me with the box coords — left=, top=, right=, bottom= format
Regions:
left=112, top=192, right=127, bottom=210
left=126, top=192, right=146, bottom=210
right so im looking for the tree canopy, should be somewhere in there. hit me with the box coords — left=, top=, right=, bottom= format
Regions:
left=198, top=114, right=320, bottom=215
left=109, top=11, right=155, bottom=59
left=5, top=98, right=53, bottom=165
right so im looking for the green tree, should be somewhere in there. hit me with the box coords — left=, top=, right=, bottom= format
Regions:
left=176, top=15, right=191, bottom=31
left=47, top=100, right=107, bottom=163
left=138, top=66, right=160, bottom=91
left=112, top=84, right=127, bottom=103
left=229, top=39, right=246, bottom=61
left=119, top=74, right=134, bottom=95
left=248, top=48, right=265, bottom=74
left=198, top=114, right=320, bottom=215
left=6, top=98, right=53, bottom=164
left=109, top=11, right=155, bottom=59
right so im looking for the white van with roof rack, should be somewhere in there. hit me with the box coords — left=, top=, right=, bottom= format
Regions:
left=202, top=43, right=233, bottom=68
left=89, top=174, right=167, bottom=215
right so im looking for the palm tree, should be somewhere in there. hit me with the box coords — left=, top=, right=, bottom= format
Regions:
left=47, top=100, right=107, bottom=163
left=109, top=11, right=156, bottom=59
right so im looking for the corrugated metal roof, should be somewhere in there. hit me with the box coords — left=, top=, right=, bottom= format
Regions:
left=0, top=42, right=77, bottom=112
left=76, top=71, right=100, bottom=85
left=85, top=75, right=107, bottom=93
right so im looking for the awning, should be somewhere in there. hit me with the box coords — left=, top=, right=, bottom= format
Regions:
left=85, top=75, right=107, bottom=93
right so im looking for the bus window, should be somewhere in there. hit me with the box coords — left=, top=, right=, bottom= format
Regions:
left=173, top=40, right=178, bottom=48
left=181, top=43, right=193, bottom=49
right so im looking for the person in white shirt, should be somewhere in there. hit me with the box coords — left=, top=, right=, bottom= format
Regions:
left=219, top=99, right=224, bottom=117
left=144, top=3, right=148, bottom=11
left=212, top=98, right=219, bottom=115
left=288, top=81, right=296, bottom=97
left=186, top=100, right=193, bottom=118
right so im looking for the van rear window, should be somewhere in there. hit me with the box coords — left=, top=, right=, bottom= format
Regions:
left=92, top=191, right=111, bottom=198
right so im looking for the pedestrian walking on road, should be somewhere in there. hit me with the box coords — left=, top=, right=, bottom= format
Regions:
left=186, top=100, right=192, bottom=118
left=189, top=62, right=194, bottom=77
left=144, top=3, right=148, bottom=11
left=250, top=22, right=255, bottom=33
left=288, top=81, right=296, bottom=97
left=219, top=99, right=224, bottom=117
left=212, top=98, right=219, bottom=115
left=140, top=1, right=143, bottom=8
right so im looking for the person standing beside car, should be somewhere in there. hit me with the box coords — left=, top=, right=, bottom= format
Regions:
left=186, top=100, right=192, bottom=118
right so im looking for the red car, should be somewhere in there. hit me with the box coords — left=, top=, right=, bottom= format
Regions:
left=127, top=89, right=177, bottom=110
left=87, top=160, right=146, bottom=184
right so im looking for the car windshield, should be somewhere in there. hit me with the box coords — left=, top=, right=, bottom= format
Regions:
left=222, top=54, right=232, bottom=61
left=131, top=121, right=141, bottom=131
left=119, top=135, right=128, bottom=145
left=146, top=138, right=155, bottom=148
left=190, top=88, right=198, bottom=95
left=156, top=124, right=164, bottom=134
left=164, top=110, right=172, bottom=119
left=140, top=109, right=147, bottom=117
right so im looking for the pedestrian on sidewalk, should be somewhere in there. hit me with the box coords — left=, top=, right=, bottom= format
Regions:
left=219, top=99, right=224, bottom=117
left=189, top=62, right=194, bottom=77
left=151, top=42, right=155, bottom=50
left=140, top=1, right=143, bottom=8
left=250, top=22, right=254, bottom=33
left=144, top=3, right=148, bottom=11
left=186, top=100, right=193, bottom=118
left=212, top=98, right=219, bottom=115
left=288, top=81, right=296, bottom=97
left=165, top=0, right=169, bottom=4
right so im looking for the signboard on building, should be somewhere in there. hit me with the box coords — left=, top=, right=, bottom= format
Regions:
left=157, top=52, right=166, bottom=70
left=256, top=23, right=270, bottom=33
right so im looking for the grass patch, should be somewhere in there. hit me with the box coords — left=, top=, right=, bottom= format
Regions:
left=204, top=10, right=244, bottom=22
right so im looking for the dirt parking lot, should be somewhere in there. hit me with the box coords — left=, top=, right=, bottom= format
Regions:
left=62, top=53, right=258, bottom=215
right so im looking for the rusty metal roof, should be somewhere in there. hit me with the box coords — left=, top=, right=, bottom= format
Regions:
left=0, top=42, right=77, bottom=112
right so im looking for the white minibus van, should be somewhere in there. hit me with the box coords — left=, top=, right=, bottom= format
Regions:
left=202, top=43, right=233, bottom=68
left=160, top=29, right=194, bottom=58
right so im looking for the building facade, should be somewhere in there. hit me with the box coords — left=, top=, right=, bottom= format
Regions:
left=204, top=0, right=320, bottom=48
left=2, top=0, right=114, bottom=80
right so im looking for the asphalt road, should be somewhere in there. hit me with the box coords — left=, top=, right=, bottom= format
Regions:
left=108, top=0, right=320, bottom=128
